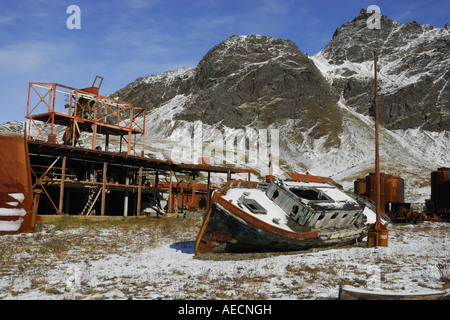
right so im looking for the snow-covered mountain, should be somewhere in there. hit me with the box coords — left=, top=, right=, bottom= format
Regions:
left=313, top=9, right=450, bottom=132
left=108, top=10, right=449, bottom=201
left=2, top=10, right=449, bottom=202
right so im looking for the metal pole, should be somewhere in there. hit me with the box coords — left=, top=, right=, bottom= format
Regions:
left=51, top=84, right=56, bottom=135
left=192, top=172, right=196, bottom=210
left=124, top=168, right=129, bottom=217
left=374, top=49, right=381, bottom=235
left=101, top=162, right=107, bottom=216
left=207, top=171, right=211, bottom=209
left=128, top=131, right=132, bottom=155
left=58, top=156, right=66, bottom=215
left=137, top=166, right=143, bottom=216
left=168, top=170, right=173, bottom=214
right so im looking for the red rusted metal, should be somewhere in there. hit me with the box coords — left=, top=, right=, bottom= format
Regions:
left=367, top=49, right=388, bottom=248
left=283, top=172, right=342, bottom=189
left=0, top=134, right=35, bottom=235
left=150, top=181, right=215, bottom=212
left=26, top=77, right=146, bottom=156
left=386, top=203, right=441, bottom=223
left=365, top=173, right=405, bottom=212
left=354, top=178, right=367, bottom=197
left=431, top=167, right=450, bottom=219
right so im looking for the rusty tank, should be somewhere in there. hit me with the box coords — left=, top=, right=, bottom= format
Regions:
left=354, top=178, right=367, bottom=197
left=361, top=173, right=404, bottom=213
left=431, top=167, right=450, bottom=219
left=0, top=133, right=36, bottom=235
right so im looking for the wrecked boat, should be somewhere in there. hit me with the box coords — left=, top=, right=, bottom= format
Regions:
left=195, top=175, right=373, bottom=255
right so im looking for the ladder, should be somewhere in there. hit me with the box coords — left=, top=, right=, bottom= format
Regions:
left=80, top=186, right=102, bottom=215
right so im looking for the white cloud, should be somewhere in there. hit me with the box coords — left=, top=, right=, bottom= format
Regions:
left=0, top=42, right=57, bottom=75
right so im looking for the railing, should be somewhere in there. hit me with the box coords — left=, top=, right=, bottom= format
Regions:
left=26, top=82, right=146, bottom=155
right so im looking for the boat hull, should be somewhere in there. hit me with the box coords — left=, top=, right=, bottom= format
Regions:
left=195, top=191, right=367, bottom=255
left=339, top=285, right=450, bottom=300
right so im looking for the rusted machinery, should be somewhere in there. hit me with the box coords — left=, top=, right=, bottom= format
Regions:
left=431, top=167, right=450, bottom=219
left=62, top=76, right=103, bottom=146
left=354, top=172, right=405, bottom=212
left=385, top=202, right=440, bottom=223
left=354, top=171, right=442, bottom=223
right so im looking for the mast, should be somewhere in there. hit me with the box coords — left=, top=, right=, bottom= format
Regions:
left=374, top=49, right=381, bottom=235
left=367, top=49, right=389, bottom=248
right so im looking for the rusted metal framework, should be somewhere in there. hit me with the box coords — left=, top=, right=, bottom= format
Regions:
left=26, top=76, right=146, bottom=156
left=27, top=140, right=253, bottom=216
left=19, top=77, right=255, bottom=218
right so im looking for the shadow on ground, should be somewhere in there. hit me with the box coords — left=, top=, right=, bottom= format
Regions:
left=170, top=241, right=196, bottom=254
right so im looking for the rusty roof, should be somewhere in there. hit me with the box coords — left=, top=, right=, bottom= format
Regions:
left=283, top=172, right=342, bottom=188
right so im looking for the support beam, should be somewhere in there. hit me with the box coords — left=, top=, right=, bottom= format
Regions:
left=128, top=131, right=132, bottom=155
left=124, top=168, right=129, bottom=216
left=191, top=172, right=196, bottom=210
left=168, top=170, right=173, bottom=214
left=137, top=166, right=143, bottom=216
left=101, top=161, right=107, bottom=216
left=105, top=134, right=109, bottom=152
left=207, top=171, right=211, bottom=209
left=58, top=156, right=66, bottom=215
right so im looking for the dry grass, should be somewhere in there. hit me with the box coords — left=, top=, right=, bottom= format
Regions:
left=0, top=215, right=202, bottom=299
left=437, top=262, right=450, bottom=289
left=1, top=217, right=449, bottom=300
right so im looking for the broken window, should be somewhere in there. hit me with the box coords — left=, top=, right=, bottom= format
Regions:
left=289, top=188, right=329, bottom=201
left=272, top=190, right=279, bottom=199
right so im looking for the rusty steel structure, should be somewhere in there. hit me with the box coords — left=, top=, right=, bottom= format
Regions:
left=431, top=167, right=450, bottom=219
left=283, top=172, right=343, bottom=189
left=365, top=172, right=405, bottom=209
left=0, top=133, right=40, bottom=234
left=354, top=178, right=367, bottom=198
left=26, top=76, right=146, bottom=156
left=27, top=138, right=253, bottom=217
left=354, top=173, right=442, bottom=223
left=17, top=77, right=255, bottom=219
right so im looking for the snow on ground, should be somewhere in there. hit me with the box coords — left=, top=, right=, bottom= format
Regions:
left=0, top=218, right=448, bottom=300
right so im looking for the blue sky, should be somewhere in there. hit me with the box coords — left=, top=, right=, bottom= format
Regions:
left=0, top=0, right=448, bottom=123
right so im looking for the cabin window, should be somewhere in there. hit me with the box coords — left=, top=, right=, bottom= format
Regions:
left=243, top=198, right=267, bottom=214
left=290, top=188, right=329, bottom=201
left=291, top=205, right=299, bottom=216
left=272, top=190, right=279, bottom=199
left=317, top=213, right=325, bottom=220
left=331, top=212, right=339, bottom=219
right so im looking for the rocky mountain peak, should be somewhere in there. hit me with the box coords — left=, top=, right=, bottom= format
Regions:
left=194, top=35, right=306, bottom=89
left=172, top=34, right=342, bottom=149
left=313, top=9, right=449, bottom=132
